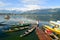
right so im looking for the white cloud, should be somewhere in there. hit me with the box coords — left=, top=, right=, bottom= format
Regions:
left=0, top=5, right=41, bottom=11
left=0, top=0, right=49, bottom=11
left=0, top=0, right=60, bottom=11
left=21, top=0, right=47, bottom=5
left=2, top=6, right=60, bottom=11
left=18, top=5, right=42, bottom=11
left=49, top=6, right=60, bottom=9
left=18, top=0, right=48, bottom=11
left=23, top=5, right=41, bottom=10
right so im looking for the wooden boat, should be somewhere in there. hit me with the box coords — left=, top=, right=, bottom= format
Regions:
left=11, top=23, right=30, bottom=28
left=20, top=27, right=36, bottom=37
left=44, top=25, right=60, bottom=34
left=43, top=21, right=60, bottom=34
left=50, top=21, right=60, bottom=26
left=5, top=15, right=10, bottom=20
left=0, top=23, right=7, bottom=26
left=2, top=26, right=29, bottom=33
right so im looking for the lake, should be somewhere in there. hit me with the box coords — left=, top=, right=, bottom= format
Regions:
left=0, top=15, right=49, bottom=40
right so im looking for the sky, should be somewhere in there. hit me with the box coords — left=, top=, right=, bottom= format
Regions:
left=0, top=0, right=60, bottom=11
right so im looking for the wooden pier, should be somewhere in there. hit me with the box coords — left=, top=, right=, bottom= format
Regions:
left=36, top=27, right=52, bottom=40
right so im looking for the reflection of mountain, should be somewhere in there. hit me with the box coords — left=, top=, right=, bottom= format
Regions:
left=21, top=8, right=60, bottom=21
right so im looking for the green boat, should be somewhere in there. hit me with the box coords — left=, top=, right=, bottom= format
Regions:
left=2, top=24, right=31, bottom=33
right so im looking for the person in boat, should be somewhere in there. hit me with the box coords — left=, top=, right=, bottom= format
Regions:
left=36, top=20, right=40, bottom=27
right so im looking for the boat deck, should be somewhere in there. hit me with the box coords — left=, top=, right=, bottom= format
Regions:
left=36, top=27, right=52, bottom=40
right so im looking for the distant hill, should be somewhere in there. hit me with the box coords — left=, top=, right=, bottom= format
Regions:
left=21, top=8, right=60, bottom=14
left=21, top=8, right=60, bottom=21
left=0, top=10, right=22, bottom=14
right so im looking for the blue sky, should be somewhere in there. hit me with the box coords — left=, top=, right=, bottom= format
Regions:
left=0, top=0, right=60, bottom=11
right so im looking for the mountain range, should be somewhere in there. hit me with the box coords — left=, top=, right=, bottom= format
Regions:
left=0, top=8, right=60, bottom=15
left=0, top=8, right=60, bottom=21
left=0, top=10, right=22, bottom=14
left=21, top=8, right=60, bottom=21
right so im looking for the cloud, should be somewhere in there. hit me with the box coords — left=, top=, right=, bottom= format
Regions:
left=0, top=5, right=41, bottom=11
left=21, top=0, right=47, bottom=5
left=2, top=6, right=60, bottom=11
left=17, top=5, right=42, bottom=11
left=49, top=6, right=60, bottom=9
left=0, top=0, right=60, bottom=11
left=23, top=5, right=41, bottom=10
left=17, top=0, right=48, bottom=11
left=0, top=0, right=48, bottom=11
left=19, top=0, right=48, bottom=11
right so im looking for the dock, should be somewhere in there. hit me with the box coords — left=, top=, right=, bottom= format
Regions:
left=36, top=27, right=52, bottom=40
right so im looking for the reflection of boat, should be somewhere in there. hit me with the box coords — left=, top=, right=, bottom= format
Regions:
left=5, top=15, right=10, bottom=19
left=44, top=21, right=60, bottom=34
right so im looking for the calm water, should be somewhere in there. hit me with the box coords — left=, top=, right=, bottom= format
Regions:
left=0, top=15, right=49, bottom=28
left=0, top=15, right=49, bottom=40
